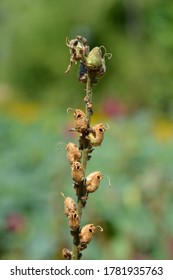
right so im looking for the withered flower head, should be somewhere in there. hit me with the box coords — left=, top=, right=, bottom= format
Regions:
left=86, top=171, right=103, bottom=193
left=65, top=35, right=89, bottom=74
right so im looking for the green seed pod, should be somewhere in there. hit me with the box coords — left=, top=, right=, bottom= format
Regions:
left=86, top=171, right=103, bottom=193
left=87, top=47, right=103, bottom=70
left=87, top=46, right=112, bottom=83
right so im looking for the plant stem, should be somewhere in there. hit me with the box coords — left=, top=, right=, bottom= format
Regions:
left=72, top=73, right=93, bottom=260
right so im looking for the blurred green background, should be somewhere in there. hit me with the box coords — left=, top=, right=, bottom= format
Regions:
left=0, top=0, right=173, bottom=260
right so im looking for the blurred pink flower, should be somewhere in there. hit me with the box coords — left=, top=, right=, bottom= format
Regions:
left=6, top=213, right=26, bottom=233
left=101, top=97, right=127, bottom=118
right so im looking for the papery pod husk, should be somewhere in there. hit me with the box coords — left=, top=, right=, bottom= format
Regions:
left=65, top=35, right=89, bottom=74
left=62, top=248, right=73, bottom=260
left=87, top=123, right=106, bottom=146
left=71, top=161, right=85, bottom=183
left=66, top=142, right=81, bottom=164
left=79, top=224, right=96, bottom=244
left=68, top=210, right=80, bottom=231
left=62, top=194, right=77, bottom=217
left=86, top=171, right=103, bottom=193
left=73, top=109, right=88, bottom=133
left=87, top=47, right=103, bottom=70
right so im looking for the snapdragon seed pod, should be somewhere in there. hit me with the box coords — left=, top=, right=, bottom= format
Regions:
left=87, top=123, right=106, bottom=146
left=71, top=161, right=85, bottom=183
left=79, top=224, right=103, bottom=244
left=73, top=109, right=88, bottom=132
left=87, top=47, right=103, bottom=70
left=62, top=248, right=73, bottom=260
left=67, top=108, right=88, bottom=133
left=61, top=193, right=77, bottom=217
left=86, top=171, right=103, bottom=193
left=66, top=142, right=81, bottom=164
left=68, top=210, right=80, bottom=231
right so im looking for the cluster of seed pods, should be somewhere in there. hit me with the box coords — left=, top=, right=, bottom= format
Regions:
left=62, top=108, right=106, bottom=258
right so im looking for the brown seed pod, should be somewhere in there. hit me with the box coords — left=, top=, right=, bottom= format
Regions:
left=68, top=210, right=80, bottom=231
left=71, top=161, right=85, bottom=183
left=66, top=142, right=81, bottom=164
left=62, top=248, right=73, bottom=260
left=73, top=109, right=88, bottom=132
left=86, top=171, right=103, bottom=193
left=67, top=108, right=88, bottom=133
left=87, top=123, right=106, bottom=146
left=61, top=193, right=77, bottom=217
left=79, top=224, right=103, bottom=244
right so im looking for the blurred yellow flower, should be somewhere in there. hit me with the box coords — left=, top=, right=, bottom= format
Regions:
left=5, top=101, right=40, bottom=123
left=152, top=118, right=173, bottom=142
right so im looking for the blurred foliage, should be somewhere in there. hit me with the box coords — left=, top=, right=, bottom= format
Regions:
left=0, top=0, right=173, bottom=260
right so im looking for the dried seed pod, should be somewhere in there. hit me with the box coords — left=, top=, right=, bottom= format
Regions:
left=79, top=224, right=103, bottom=244
left=71, top=161, right=85, bottom=183
left=62, top=248, right=73, bottom=260
left=87, top=123, right=106, bottom=146
left=61, top=193, right=77, bottom=216
left=68, top=210, right=80, bottom=231
left=68, top=108, right=88, bottom=133
left=66, top=142, right=81, bottom=164
left=86, top=171, right=103, bottom=193
left=73, top=109, right=88, bottom=132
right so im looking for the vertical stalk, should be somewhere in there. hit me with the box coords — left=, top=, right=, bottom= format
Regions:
left=72, top=73, right=93, bottom=260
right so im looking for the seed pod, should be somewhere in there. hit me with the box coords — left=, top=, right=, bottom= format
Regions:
left=86, top=171, right=103, bottom=193
left=71, top=161, right=85, bottom=183
left=66, top=142, right=81, bottom=164
left=62, top=248, right=73, bottom=260
left=61, top=193, right=77, bottom=217
left=87, top=123, right=106, bottom=146
left=87, top=47, right=103, bottom=70
left=68, top=210, right=80, bottom=231
left=79, top=224, right=103, bottom=244
left=68, top=108, right=88, bottom=133
left=73, top=109, right=88, bottom=132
